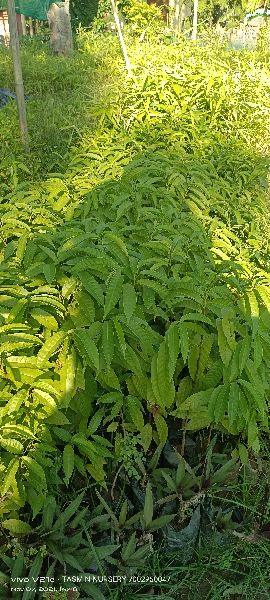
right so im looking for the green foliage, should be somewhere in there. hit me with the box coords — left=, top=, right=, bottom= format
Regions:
left=122, top=0, right=164, bottom=35
left=70, top=0, right=99, bottom=29
left=1, top=28, right=270, bottom=598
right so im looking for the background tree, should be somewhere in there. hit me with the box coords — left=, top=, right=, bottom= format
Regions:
left=70, top=0, right=99, bottom=29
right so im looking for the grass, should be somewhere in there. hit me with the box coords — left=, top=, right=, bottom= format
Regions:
left=0, top=31, right=122, bottom=180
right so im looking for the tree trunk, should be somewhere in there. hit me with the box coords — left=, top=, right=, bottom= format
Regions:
left=48, top=0, right=73, bottom=55
left=191, top=0, right=198, bottom=40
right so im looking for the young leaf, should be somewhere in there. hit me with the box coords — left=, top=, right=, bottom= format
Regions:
left=238, top=335, right=251, bottom=374
left=123, top=283, right=137, bottom=323
left=74, top=330, right=99, bottom=371
left=154, top=414, right=168, bottom=445
left=179, top=324, right=189, bottom=362
left=36, top=330, right=67, bottom=367
left=157, top=341, right=175, bottom=407
left=188, top=337, right=200, bottom=380
left=31, top=308, right=58, bottom=331
left=22, top=553, right=43, bottom=600
left=119, top=500, right=128, bottom=527
left=52, top=493, right=85, bottom=530
left=166, top=322, right=180, bottom=379
left=1, top=458, right=19, bottom=495
left=42, top=495, right=57, bottom=530
left=228, top=382, right=240, bottom=426
left=210, top=458, right=238, bottom=484
left=122, top=532, right=136, bottom=561
left=0, top=437, right=23, bottom=455
left=104, top=271, right=123, bottom=319
left=143, top=482, right=153, bottom=528
left=217, top=319, right=232, bottom=367
left=127, top=396, right=144, bottom=430
left=2, top=519, right=32, bottom=534
left=246, top=290, right=259, bottom=336
left=78, top=271, right=104, bottom=306
left=140, top=423, right=152, bottom=452
left=113, top=318, right=126, bottom=356
left=148, top=514, right=175, bottom=531
left=176, top=457, right=186, bottom=488
left=63, top=444, right=75, bottom=484
left=87, top=408, right=104, bottom=435
left=102, top=321, right=114, bottom=371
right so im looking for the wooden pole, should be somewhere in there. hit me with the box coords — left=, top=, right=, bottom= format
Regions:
left=191, top=0, right=198, bottom=40
left=29, top=16, right=34, bottom=36
left=110, top=0, right=132, bottom=77
left=7, top=0, right=29, bottom=152
left=21, top=14, right=27, bottom=36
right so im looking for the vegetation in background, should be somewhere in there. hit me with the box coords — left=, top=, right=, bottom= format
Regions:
left=0, top=16, right=270, bottom=600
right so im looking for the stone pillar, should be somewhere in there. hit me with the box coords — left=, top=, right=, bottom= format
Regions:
left=48, top=1, right=73, bottom=55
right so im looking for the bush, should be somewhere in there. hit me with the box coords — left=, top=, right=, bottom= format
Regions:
left=1, top=30, right=270, bottom=599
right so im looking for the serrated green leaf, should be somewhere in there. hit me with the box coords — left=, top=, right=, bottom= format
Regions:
left=143, top=482, right=153, bottom=528
left=157, top=341, right=175, bottom=407
left=176, top=457, right=186, bottom=487
left=210, top=458, right=238, bottom=484
left=42, top=495, right=57, bottom=530
left=2, top=519, right=32, bottom=534
left=154, top=413, right=168, bottom=445
left=239, top=379, right=266, bottom=419
left=74, top=330, right=99, bottom=371
left=63, top=444, right=74, bottom=484
left=102, top=321, right=114, bottom=371
left=119, top=500, right=128, bottom=527
left=228, top=382, right=240, bottom=426
left=238, top=335, right=251, bottom=374
left=122, top=532, right=136, bottom=561
left=36, top=330, right=67, bottom=367
left=140, top=423, right=152, bottom=452
left=179, top=323, right=189, bottom=362
left=87, top=408, right=104, bottom=435
left=208, top=385, right=229, bottom=423
left=33, top=388, right=57, bottom=412
left=166, top=322, right=180, bottom=379
left=148, top=514, right=175, bottom=531
left=22, top=553, right=43, bottom=600
left=52, top=493, right=84, bottom=530
left=113, top=318, right=126, bottom=356
left=78, top=271, right=104, bottom=306
left=1, top=458, right=19, bottom=495
left=31, top=308, right=58, bottom=331
left=188, top=336, right=200, bottom=380
left=123, top=283, right=137, bottom=323
left=238, top=443, right=249, bottom=465
left=217, top=319, right=232, bottom=367
left=0, top=437, right=23, bottom=454
left=246, top=290, right=259, bottom=336
left=127, top=396, right=144, bottom=430
left=22, top=457, right=47, bottom=487
left=104, top=271, right=123, bottom=319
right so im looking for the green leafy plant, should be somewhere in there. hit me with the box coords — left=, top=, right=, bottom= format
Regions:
left=1, top=26, right=270, bottom=600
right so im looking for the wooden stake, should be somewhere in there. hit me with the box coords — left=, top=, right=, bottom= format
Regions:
left=21, top=14, right=26, bottom=36
left=110, top=0, right=132, bottom=77
left=7, top=0, right=29, bottom=152
left=191, top=0, right=198, bottom=40
left=29, top=16, right=34, bottom=36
